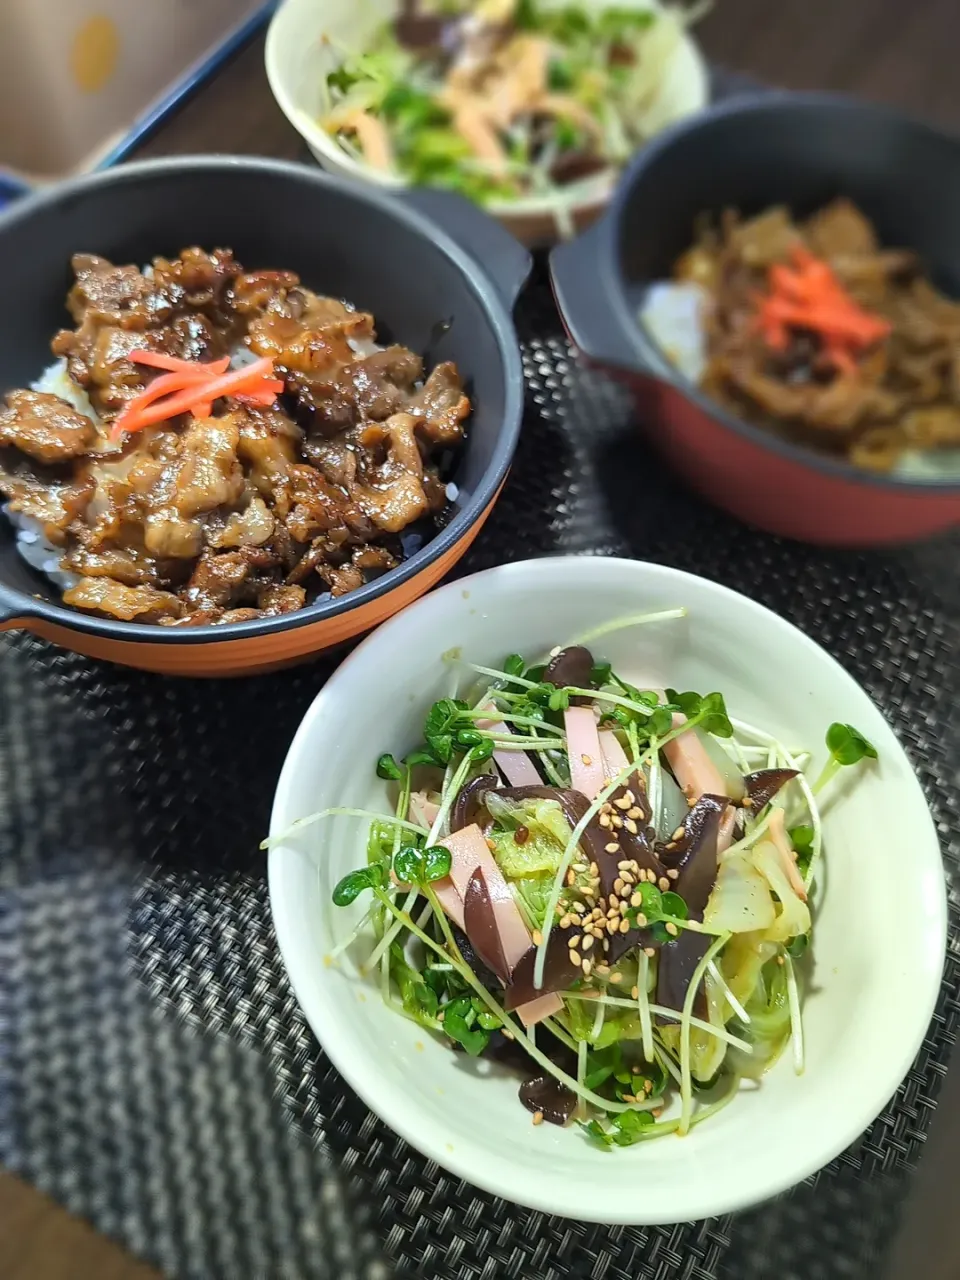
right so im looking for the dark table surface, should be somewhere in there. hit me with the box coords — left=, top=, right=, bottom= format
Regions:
left=5, top=2, right=960, bottom=1277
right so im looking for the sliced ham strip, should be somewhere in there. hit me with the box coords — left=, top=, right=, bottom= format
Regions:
left=513, top=992, right=565, bottom=1027
left=476, top=701, right=542, bottom=788
left=718, top=806, right=737, bottom=855
left=665, top=713, right=729, bottom=802
left=439, top=823, right=563, bottom=1026
left=429, top=877, right=466, bottom=930
left=767, top=808, right=808, bottom=902
left=665, top=714, right=740, bottom=853
left=564, top=706, right=606, bottom=800
left=598, top=729, right=630, bottom=782
left=443, top=825, right=536, bottom=968
left=408, top=791, right=440, bottom=831
left=391, top=864, right=465, bottom=928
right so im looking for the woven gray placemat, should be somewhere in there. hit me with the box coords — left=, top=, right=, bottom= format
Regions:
left=1, top=267, right=957, bottom=1280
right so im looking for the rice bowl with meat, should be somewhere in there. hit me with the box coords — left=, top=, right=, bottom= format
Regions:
left=641, top=198, right=960, bottom=479
left=0, top=248, right=470, bottom=626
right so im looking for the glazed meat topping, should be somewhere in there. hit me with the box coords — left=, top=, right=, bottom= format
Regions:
left=0, top=248, right=470, bottom=624
left=671, top=198, right=960, bottom=472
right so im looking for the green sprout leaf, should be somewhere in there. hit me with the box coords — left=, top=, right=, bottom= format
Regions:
left=443, top=996, right=490, bottom=1056
left=698, top=692, right=734, bottom=738
left=590, top=660, right=613, bottom=686
left=332, top=864, right=385, bottom=907
left=548, top=57, right=576, bottom=92
left=815, top=723, right=878, bottom=794
left=393, top=845, right=424, bottom=886
left=665, top=689, right=733, bottom=739
left=825, top=723, right=878, bottom=767
left=786, top=933, right=809, bottom=960
left=660, top=891, right=688, bottom=920
left=422, top=845, right=453, bottom=883
left=548, top=687, right=571, bottom=712
left=405, top=747, right=441, bottom=768
left=469, top=739, right=495, bottom=764
left=327, top=65, right=360, bottom=96
left=424, top=698, right=470, bottom=765
left=789, top=825, right=815, bottom=876
left=376, top=753, right=404, bottom=781
left=647, top=705, right=676, bottom=739
left=580, top=1118, right=613, bottom=1148
left=503, top=654, right=526, bottom=678
left=580, top=1109, right=655, bottom=1149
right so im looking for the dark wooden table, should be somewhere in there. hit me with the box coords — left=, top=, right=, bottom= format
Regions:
left=4, top=3, right=959, bottom=1275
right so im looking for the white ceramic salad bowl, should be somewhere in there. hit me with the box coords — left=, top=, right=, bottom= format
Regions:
left=264, top=0, right=709, bottom=246
left=267, top=556, right=945, bottom=1224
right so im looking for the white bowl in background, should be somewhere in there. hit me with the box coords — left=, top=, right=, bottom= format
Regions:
left=264, top=0, right=709, bottom=246
left=268, top=556, right=945, bottom=1224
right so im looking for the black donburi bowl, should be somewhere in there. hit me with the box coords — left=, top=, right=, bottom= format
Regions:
left=0, top=156, right=530, bottom=674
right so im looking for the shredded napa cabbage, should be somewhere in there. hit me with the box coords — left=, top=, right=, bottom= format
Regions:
left=704, top=854, right=776, bottom=934
left=486, top=794, right=570, bottom=877
left=752, top=839, right=811, bottom=943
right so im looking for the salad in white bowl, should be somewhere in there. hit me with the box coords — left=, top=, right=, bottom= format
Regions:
left=265, top=0, right=709, bottom=244
left=267, top=557, right=945, bottom=1222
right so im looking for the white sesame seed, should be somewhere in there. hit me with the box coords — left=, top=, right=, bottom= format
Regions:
left=605, top=841, right=619, bottom=854
left=658, top=877, right=670, bottom=892
left=532, top=1110, right=544, bottom=1126
left=614, top=795, right=631, bottom=811
left=627, top=806, right=642, bottom=820
left=644, top=946, right=656, bottom=957
left=624, top=818, right=638, bottom=835
left=610, top=972, right=623, bottom=983
left=630, top=892, right=643, bottom=908
left=582, top=935, right=594, bottom=952
left=619, top=918, right=630, bottom=934
left=532, top=929, right=543, bottom=946
left=569, top=950, right=582, bottom=968
left=667, top=869, right=679, bottom=880
left=568, top=934, right=580, bottom=949
left=672, top=826, right=685, bottom=841
left=665, top=922, right=678, bottom=936
left=631, top=986, right=640, bottom=1000
left=614, top=878, right=625, bottom=896
left=581, top=754, right=593, bottom=766
left=599, top=813, right=611, bottom=829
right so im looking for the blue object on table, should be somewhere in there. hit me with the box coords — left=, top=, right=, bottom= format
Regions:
left=0, top=174, right=29, bottom=212
left=96, top=2, right=278, bottom=171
